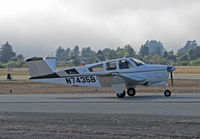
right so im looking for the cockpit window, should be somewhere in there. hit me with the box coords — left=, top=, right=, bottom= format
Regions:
left=131, top=58, right=145, bottom=66
left=89, top=64, right=104, bottom=72
left=106, top=61, right=116, bottom=70
left=119, top=60, right=133, bottom=69
left=65, top=68, right=79, bottom=74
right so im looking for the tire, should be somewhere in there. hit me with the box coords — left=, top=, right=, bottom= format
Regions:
left=116, top=91, right=126, bottom=98
left=127, top=88, right=136, bottom=96
left=164, top=90, right=171, bottom=97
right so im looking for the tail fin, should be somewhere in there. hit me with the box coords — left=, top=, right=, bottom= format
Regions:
left=26, top=57, right=56, bottom=77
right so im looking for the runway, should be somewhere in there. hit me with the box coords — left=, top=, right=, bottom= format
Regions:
left=1, top=93, right=200, bottom=138
left=0, top=93, right=200, bottom=116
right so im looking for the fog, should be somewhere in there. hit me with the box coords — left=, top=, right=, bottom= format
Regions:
left=0, top=0, right=200, bottom=57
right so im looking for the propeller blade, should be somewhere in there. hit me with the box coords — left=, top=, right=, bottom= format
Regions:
left=170, top=72, right=173, bottom=86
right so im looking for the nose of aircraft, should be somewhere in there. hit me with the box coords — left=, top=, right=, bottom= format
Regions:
left=167, top=66, right=176, bottom=72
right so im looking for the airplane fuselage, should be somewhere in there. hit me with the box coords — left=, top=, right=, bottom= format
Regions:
left=27, top=57, right=176, bottom=97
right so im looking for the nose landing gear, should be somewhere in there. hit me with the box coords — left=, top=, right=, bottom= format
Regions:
left=164, top=84, right=171, bottom=97
left=164, top=89, right=171, bottom=97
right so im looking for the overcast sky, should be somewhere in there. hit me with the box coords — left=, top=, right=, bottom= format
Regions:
left=0, top=0, right=200, bottom=57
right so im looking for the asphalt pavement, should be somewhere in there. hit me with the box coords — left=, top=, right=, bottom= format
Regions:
left=0, top=93, right=200, bottom=116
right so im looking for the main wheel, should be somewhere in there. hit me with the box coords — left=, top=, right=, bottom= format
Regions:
left=116, top=90, right=126, bottom=98
left=164, top=90, right=171, bottom=97
left=127, top=88, right=136, bottom=96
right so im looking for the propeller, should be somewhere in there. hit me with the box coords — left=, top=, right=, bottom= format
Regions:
left=167, top=66, right=176, bottom=86
left=170, top=71, right=173, bottom=86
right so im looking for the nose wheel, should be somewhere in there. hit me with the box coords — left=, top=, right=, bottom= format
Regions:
left=164, top=90, right=171, bottom=97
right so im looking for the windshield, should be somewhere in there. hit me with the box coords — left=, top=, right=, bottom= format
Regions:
left=131, top=58, right=145, bottom=66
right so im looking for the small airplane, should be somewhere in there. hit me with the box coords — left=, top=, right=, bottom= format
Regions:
left=26, top=57, right=176, bottom=98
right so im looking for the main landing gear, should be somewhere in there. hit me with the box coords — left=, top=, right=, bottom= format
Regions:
left=127, top=88, right=136, bottom=96
left=116, top=88, right=136, bottom=98
left=116, top=90, right=126, bottom=98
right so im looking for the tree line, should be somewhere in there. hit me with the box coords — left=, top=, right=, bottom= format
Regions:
left=0, top=40, right=200, bottom=68
left=0, top=42, right=25, bottom=68
left=55, top=40, right=200, bottom=66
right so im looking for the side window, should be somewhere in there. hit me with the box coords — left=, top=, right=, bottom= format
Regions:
left=89, top=64, right=104, bottom=72
left=106, top=61, right=116, bottom=70
left=65, top=68, right=79, bottom=74
left=119, top=60, right=133, bottom=69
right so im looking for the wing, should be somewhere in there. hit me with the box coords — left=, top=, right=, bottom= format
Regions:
left=96, top=72, right=145, bottom=87
left=118, top=74, right=145, bottom=85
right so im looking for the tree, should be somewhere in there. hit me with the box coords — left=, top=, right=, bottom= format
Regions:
left=166, top=51, right=176, bottom=64
left=190, top=58, right=200, bottom=66
left=17, top=54, right=24, bottom=60
left=102, top=48, right=116, bottom=60
left=9, top=56, right=18, bottom=62
left=56, top=46, right=66, bottom=60
left=72, top=45, right=80, bottom=57
left=179, top=54, right=188, bottom=61
left=124, top=45, right=135, bottom=57
left=81, top=47, right=95, bottom=57
left=96, top=50, right=105, bottom=61
left=188, top=48, right=194, bottom=60
left=153, top=46, right=161, bottom=56
left=65, top=48, right=71, bottom=59
left=0, top=42, right=16, bottom=63
left=139, top=45, right=149, bottom=58
left=188, top=47, right=200, bottom=60
left=143, top=40, right=165, bottom=56
left=163, top=51, right=168, bottom=59
left=115, top=48, right=126, bottom=58
left=177, top=40, right=198, bottom=55
left=81, top=47, right=96, bottom=64
left=70, top=55, right=80, bottom=66
left=56, top=46, right=71, bottom=61
left=108, top=49, right=116, bottom=59
left=149, top=55, right=167, bottom=65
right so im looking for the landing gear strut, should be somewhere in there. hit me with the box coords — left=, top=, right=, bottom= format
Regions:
left=127, top=88, right=136, bottom=96
left=116, top=90, right=126, bottom=98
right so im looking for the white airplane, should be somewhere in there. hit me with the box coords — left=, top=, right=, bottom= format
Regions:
left=26, top=57, right=176, bottom=98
